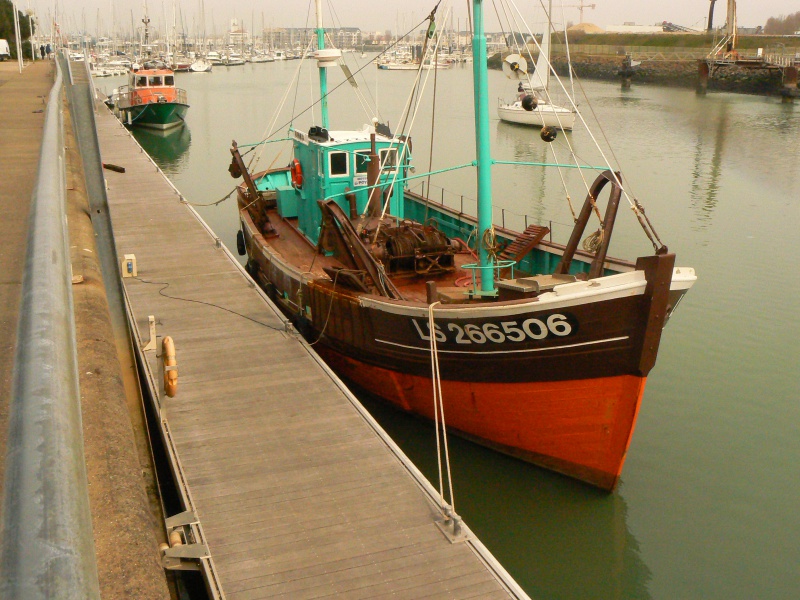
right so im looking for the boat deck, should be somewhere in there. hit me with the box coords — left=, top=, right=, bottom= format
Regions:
left=94, top=91, right=526, bottom=598
left=254, top=206, right=484, bottom=304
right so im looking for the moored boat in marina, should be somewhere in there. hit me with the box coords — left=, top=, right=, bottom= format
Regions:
left=190, top=57, right=212, bottom=72
left=497, top=0, right=576, bottom=130
left=111, top=61, right=189, bottom=129
left=108, top=10, right=189, bottom=130
left=228, top=0, right=696, bottom=491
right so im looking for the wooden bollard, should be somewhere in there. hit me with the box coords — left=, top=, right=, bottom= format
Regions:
left=162, top=336, right=178, bottom=397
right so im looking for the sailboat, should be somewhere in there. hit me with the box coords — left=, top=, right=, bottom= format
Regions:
left=228, top=0, right=696, bottom=491
left=497, top=0, right=576, bottom=130
left=190, top=0, right=212, bottom=71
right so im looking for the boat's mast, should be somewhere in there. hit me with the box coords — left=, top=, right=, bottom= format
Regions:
left=142, top=1, right=150, bottom=58
left=314, top=0, right=328, bottom=128
left=471, top=0, right=494, bottom=293
left=540, top=0, right=553, bottom=91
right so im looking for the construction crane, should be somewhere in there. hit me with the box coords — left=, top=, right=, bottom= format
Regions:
left=707, top=0, right=717, bottom=32
left=563, top=1, right=597, bottom=24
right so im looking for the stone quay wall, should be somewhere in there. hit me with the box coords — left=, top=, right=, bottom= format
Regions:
left=489, top=48, right=798, bottom=96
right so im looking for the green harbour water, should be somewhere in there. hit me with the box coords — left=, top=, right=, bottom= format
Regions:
left=100, top=56, right=800, bottom=599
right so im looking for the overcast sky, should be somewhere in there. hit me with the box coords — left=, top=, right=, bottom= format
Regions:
left=27, top=0, right=798, bottom=35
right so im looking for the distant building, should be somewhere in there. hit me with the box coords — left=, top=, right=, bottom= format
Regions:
left=263, top=26, right=361, bottom=49
left=332, top=27, right=362, bottom=48
left=228, top=18, right=249, bottom=46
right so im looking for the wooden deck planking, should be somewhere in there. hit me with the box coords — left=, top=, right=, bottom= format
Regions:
left=226, top=547, right=493, bottom=598
left=94, top=105, right=522, bottom=599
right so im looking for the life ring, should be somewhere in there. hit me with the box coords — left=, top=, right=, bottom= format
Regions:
left=162, top=336, right=178, bottom=397
left=134, top=95, right=142, bottom=105
left=290, top=158, right=303, bottom=189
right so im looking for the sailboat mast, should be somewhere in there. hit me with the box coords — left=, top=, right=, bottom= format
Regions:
left=471, top=0, right=494, bottom=293
left=535, top=0, right=553, bottom=91
left=315, top=0, right=329, bottom=128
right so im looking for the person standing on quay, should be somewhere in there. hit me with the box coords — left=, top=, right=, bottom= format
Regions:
left=39, top=44, right=45, bottom=59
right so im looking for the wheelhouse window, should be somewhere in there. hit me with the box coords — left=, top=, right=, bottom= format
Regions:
left=379, top=148, right=398, bottom=171
left=136, top=76, right=147, bottom=87
left=328, top=151, right=348, bottom=177
left=164, top=75, right=174, bottom=86
left=355, top=150, right=370, bottom=174
left=148, top=76, right=162, bottom=86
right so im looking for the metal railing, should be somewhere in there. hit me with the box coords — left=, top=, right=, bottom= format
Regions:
left=0, top=54, right=101, bottom=600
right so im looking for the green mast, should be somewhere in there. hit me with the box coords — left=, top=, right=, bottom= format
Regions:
left=471, top=0, right=495, bottom=293
left=315, top=0, right=329, bottom=129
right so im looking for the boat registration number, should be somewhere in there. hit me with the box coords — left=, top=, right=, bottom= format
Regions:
left=411, top=314, right=574, bottom=345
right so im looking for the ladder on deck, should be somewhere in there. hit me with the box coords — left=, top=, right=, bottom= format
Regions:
left=498, top=224, right=550, bottom=264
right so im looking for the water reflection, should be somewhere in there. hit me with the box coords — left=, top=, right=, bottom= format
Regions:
left=131, top=124, right=192, bottom=176
left=495, top=121, right=555, bottom=227
left=689, top=101, right=728, bottom=229
left=358, top=392, right=652, bottom=600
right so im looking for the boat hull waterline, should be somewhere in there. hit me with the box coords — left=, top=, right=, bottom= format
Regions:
left=121, top=101, right=188, bottom=130
left=497, top=101, right=576, bottom=130
left=317, top=349, right=646, bottom=491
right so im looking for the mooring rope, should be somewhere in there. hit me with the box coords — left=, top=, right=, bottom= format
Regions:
left=427, top=301, right=456, bottom=513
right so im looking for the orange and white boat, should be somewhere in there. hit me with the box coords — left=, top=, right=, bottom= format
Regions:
left=111, top=61, right=189, bottom=130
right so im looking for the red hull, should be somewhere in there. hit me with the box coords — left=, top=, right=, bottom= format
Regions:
left=318, top=348, right=646, bottom=491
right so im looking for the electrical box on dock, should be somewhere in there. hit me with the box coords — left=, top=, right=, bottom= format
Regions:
left=122, top=254, right=137, bottom=277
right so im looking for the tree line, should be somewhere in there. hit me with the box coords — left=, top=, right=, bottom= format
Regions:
left=0, top=0, right=34, bottom=59
left=764, top=12, right=800, bottom=35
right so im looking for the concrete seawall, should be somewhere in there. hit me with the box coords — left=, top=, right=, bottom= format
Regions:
left=490, top=51, right=798, bottom=95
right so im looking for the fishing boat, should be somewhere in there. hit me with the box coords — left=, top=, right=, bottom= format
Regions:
left=111, top=61, right=189, bottom=129
left=497, top=0, right=576, bottom=130
left=228, top=0, right=696, bottom=491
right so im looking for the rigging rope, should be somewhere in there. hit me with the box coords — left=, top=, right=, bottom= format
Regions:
left=369, top=6, right=449, bottom=243
left=481, top=225, right=500, bottom=263
left=423, top=31, right=442, bottom=226
left=494, top=0, right=595, bottom=204
left=184, top=186, right=238, bottom=207
left=496, top=0, right=665, bottom=246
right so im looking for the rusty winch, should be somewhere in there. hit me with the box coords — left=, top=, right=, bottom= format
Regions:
left=368, top=221, right=456, bottom=276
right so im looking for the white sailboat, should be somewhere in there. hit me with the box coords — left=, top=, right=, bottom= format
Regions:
left=497, top=0, right=576, bottom=130
left=190, top=0, right=212, bottom=72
